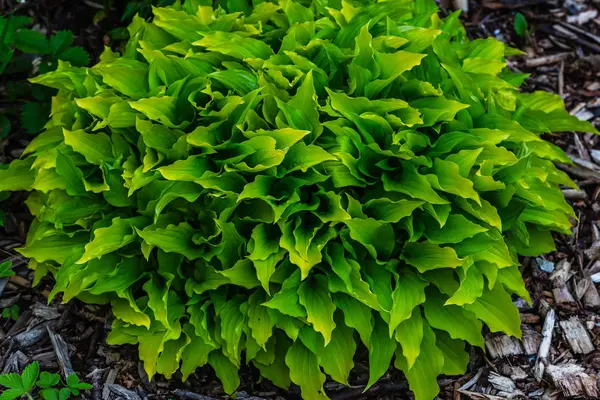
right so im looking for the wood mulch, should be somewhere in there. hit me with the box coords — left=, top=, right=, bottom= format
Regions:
left=1, top=0, right=600, bottom=399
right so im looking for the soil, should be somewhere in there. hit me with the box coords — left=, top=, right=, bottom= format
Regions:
left=1, top=1, right=600, bottom=399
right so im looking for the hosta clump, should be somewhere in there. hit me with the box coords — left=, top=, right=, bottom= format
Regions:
left=1, top=0, right=597, bottom=399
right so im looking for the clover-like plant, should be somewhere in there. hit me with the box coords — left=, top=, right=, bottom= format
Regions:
left=0, top=1, right=596, bottom=399
left=0, top=362, right=92, bottom=400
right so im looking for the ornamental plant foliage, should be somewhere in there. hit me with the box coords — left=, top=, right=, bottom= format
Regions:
left=1, top=1, right=597, bottom=399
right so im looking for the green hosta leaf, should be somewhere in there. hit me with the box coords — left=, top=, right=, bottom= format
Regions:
left=248, top=291, right=274, bottom=349
left=219, top=297, right=247, bottom=366
left=430, top=159, right=480, bottom=204
left=280, top=218, right=336, bottom=279
left=0, top=158, right=35, bottom=191
left=462, top=58, right=506, bottom=75
left=139, top=331, right=169, bottom=379
left=17, top=233, right=87, bottom=264
left=382, top=163, right=448, bottom=205
left=464, top=283, right=522, bottom=337
left=285, top=341, right=328, bottom=400
left=93, top=60, right=149, bottom=98
left=424, top=214, right=487, bottom=244
left=401, top=242, right=464, bottom=273
left=333, top=293, right=373, bottom=347
left=423, top=291, right=484, bottom=347
left=254, top=333, right=292, bottom=389
left=181, top=324, right=216, bottom=380
left=363, top=198, right=423, bottom=223
left=316, top=319, right=356, bottom=385
left=280, top=142, right=337, bottom=173
left=209, top=69, right=259, bottom=95
left=157, top=333, right=190, bottom=379
left=208, top=351, right=240, bottom=394
left=55, top=149, right=86, bottom=196
left=263, top=270, right=306, bottom=318
left=144, top=278, right=170, bottom=329
left=497, top=265, right=531, bottom=305
left=389, top=269, right=428, bottom=336
left=394, top=309, right=424, bottom=369
left=278, top=71, right=322, bottom=141
left=436, top=330, right=470, bottom=375
left=112, top=292, right=151, bottom=329
left=445, top=263, right=485, bottom=306
left=394, top=322, right=444, bottom=400
left=78, top=217, right=147, bottom=264
left=63, top=129, right=113, bottom=165
left=365, top=315, right=396, bottom=391
left=343, top=218, right=395, bottom=260
left=137, top=223, right=203, bottom=260
left=325, top=243, right=381, bottom=310
left=410, top=97, right=469, bottom=126
left=193, top=32, right=273, bottom=59
left=298, top=275, right=336, bottom=345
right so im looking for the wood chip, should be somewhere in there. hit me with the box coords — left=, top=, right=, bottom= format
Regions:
left=574, top=108, right=595, bottom=121
left=569, top=154, right=600, bottom=171
left=459, top=369, right=483, bottom=391
left=591, top=149, right=600, bottom=166
left=47, top=328, right=75, bottom=378
left=534, top=309, right=556, bottom=381
left=546, top=363, right=599, bottom=398
left=525, top=52, right=573, bottom=67
left=562, top=188, right=588, bottom=200
left=582, top=279, right=600, bottom=308
left=522, top=326, right=542, bottom=355
left=8, top=275, right=30, bottom=288
left=14, top=322, right=53, bottom=348
left=559, top=317, right=595, bottom=354
left=102, top=368, right=118, bottom=400
left=520, top=313, right=541, bottom=324
left=1, top=351, right=28, bottom=374
left=550, top=259, right=573, bottom=288
left=510, top=366, right=529, bottom=381
left=575, top=278, right=591, bottom=301
left=557, top=19, right=600, bottom=45
left=458, top=390, right=506, bottom=400
left=553, top=286, right=575, bottom=303
left=0, top=278, right=8, bottom=298
left=585, top=242, right=600, bottom=263
left=107, top=384, right=142, bottom=400
left=173, top=390, right=219, bottom=400
left=485, top=334, right=523, bottom=359
left=488, top=372, right=517, bottom=394
left=31, top=303, right=60, bottom=321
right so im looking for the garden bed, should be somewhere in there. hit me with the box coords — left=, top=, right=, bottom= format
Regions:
left=1, top=0, right=600, bottom=399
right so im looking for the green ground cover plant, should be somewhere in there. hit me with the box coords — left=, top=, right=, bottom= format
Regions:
left=0, top=361, right=92, bottom=400
left=0, top=0, right=597, bottom=399
left=0, top=15, right=89, bottom=137
left=0, top=15, right=90, bottom=228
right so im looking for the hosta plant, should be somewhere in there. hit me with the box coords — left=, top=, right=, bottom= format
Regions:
left=0, top=0, right=597, bottom=399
